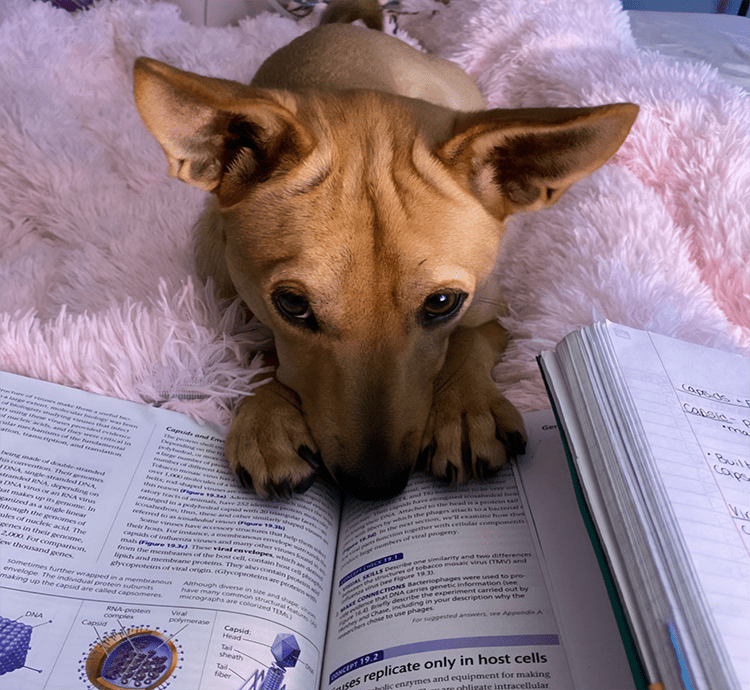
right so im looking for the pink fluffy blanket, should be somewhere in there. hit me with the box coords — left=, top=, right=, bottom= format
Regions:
left=1, top=0, right=748, bottom=431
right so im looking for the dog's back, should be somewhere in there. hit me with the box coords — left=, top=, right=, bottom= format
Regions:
left=251, top=1, right=486, bottom=115
left=319, top=0, right=384, bottom=30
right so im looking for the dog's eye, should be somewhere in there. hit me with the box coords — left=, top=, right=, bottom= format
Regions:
left=273, top=289, right=317, bottom=329
left=421, top=290, right=466, bottom=326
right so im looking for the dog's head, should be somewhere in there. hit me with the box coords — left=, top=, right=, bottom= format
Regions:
left=134, top=57, right=638, bottom=498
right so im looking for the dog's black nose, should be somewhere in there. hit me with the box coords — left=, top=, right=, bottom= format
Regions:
left=334, top=465, right=411, bottom=501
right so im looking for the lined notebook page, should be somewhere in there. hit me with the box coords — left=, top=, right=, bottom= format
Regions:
left=604, top=322, right=749, bottom=689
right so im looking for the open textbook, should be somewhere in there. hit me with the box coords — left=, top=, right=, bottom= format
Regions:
left=539, top=321, right=750, bottom=690
left=0, top=370, right=639, bottom=690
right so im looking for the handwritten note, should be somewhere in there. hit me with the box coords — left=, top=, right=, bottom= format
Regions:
left=606, top=323, right=749, bottom=688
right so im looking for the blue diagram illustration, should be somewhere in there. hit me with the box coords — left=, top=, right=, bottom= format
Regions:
left=81, top=624, right=183, bottom=690
left=0, top=616, right=33, bottom=676
left=239, top=633, right=300, bottom=690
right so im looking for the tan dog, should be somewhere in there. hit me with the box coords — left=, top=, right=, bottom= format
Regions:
left=133, top=0, right=638, bottom=500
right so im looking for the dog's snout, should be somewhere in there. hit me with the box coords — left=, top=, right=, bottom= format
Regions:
left=334, top=463, right=411, bottom=501
left=327, top=423, right=414, bottom=500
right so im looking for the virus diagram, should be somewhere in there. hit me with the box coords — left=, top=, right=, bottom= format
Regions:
left=80, top=625, right=182, bottom=690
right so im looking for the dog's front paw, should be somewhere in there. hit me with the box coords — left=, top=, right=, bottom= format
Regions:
left=225, top=379, right=320, bottom=498
left=420, top=373, right=526, bottom=484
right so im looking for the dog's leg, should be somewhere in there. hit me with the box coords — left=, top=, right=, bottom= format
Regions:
left=420, top=321, right=527, bottom=483
left=225, top=373, right=321, bottom=498
left=419, top=102, right=641, bottom=483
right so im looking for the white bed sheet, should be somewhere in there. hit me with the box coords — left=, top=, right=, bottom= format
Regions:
left=628, top=10, right=749, bottom=92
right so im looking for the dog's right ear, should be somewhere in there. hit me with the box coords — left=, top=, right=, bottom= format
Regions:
left=133, top=57, right=313, bottom=205
left=436, top=103, right=639, bottom=220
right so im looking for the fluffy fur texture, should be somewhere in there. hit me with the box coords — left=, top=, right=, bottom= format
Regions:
left=0, top=0, right=748, bottom=431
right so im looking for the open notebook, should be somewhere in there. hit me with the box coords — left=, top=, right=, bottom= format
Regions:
left=540, top=321, right=749, bottom=690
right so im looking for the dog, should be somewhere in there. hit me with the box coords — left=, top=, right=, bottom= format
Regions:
left=133, top=0, right=638, bottom=500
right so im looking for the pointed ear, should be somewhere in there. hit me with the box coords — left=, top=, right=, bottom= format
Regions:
left=436, top=103, right=639, bottom=219
left=133, top=57, right=313, bottom=204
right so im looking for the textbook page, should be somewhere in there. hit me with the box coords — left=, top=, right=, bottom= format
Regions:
left=0, top=371, right=340, bottom=690
left=321, top=410, right=635, bottom=690
left=604, top=322, right=750, bottom=690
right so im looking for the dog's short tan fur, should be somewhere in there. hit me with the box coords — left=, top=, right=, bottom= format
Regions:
left=133, top=0, right=638, bottom=500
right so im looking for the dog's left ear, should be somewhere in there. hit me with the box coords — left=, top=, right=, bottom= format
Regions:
left=436, top=103, right=639, bottom=219
left=133, top=57, right=313, bottom=205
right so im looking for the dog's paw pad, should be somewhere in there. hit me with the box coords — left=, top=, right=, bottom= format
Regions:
left=232, top=446, right=319, bottom=499
left=421, top=384, right=526, bottom=485
left=225, top=382, right=320, bottom=499
left=475, top=455, right=503, bottom=480
left=258, top=471, right=318, bottom=499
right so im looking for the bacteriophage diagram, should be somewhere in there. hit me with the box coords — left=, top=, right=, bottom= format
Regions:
left=240, top=633, right=301, bottom=690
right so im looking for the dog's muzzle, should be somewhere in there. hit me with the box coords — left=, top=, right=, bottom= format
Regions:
left=333, top=461, right=412, bottom=501
left=320, top=422, right=421, bottom=501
